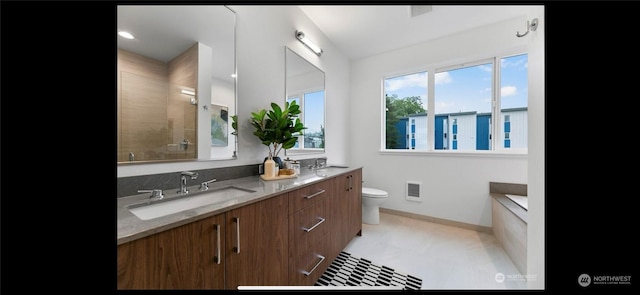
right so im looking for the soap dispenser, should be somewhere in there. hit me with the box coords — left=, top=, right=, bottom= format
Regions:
left=264, top=156, right=276, bottom=178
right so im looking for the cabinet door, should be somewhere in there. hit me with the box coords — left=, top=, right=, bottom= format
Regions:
left=117, top=213, right=226, bottom=289
left=347, top=169, right=363, bottom=239
left=328, top=169, right=363, bottom=261
left=225, top=193, right=289, bottom=289
left=329, top=174, right=351, bottom=259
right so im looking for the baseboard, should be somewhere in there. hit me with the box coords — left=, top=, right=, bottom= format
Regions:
left=379, top=208, right=492, bottom=233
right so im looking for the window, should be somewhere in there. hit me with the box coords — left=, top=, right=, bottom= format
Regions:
left=384, top=71, right=427, bottom=150
left=435, top=60, right=492, bottom=151
left=383, top=53, right=527, bottom=152
left=498, top=54, right=528, bottom=149
left=287, top=89, right=325, bottom=149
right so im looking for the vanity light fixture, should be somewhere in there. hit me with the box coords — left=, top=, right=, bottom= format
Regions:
left=118, top=31, right=134, bottom=39
left=295, top=30, right=323, bottom=56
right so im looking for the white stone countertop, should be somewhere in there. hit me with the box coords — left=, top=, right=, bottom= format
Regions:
left=117, top=166, right=361, bottom=245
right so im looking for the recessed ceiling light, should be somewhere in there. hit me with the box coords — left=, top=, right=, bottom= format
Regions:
left=118, top=31, right=134, bottom=39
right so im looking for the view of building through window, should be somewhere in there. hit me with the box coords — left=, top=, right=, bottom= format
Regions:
left=384, top=53, right=527, bottom=151
left=287, top=90, right=325, bottom=149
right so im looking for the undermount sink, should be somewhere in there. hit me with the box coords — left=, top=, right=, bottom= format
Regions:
left=128, top=186, right=256, bottom=220
left=317, top=165, right=348, bottom=169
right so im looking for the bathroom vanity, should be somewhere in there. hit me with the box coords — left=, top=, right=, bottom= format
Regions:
left=117, top=167, right=362, bottom=289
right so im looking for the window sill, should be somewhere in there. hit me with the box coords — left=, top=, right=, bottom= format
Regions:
left=379, top=149, right=527, bottom=159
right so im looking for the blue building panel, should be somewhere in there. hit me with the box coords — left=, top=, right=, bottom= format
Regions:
left=394, top=118, right=407, bottom=149
left=476, top=114, right=491, bottom=150
left=434, top=115, right=446, bottom=149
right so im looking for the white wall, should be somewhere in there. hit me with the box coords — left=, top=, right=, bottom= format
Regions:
left=348, top=7, right=544, bottom=289
left=117, top=5, right=350, bottom=177
left=349, top=15, right=530, bottom=227
left=525, top=6, right=545, bottom=290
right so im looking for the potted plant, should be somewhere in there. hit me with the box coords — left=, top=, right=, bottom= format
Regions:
left=250, top=100, right=306, bottom=168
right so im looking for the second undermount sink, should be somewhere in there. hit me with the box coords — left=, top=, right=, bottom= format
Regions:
left=128, top=186, right=256, bottom=220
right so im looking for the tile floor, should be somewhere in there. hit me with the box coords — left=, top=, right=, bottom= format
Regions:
left=342, top=212, right=528, bottom=289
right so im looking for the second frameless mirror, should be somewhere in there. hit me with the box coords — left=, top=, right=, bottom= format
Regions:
left=284, top=47, right=325, bottom=155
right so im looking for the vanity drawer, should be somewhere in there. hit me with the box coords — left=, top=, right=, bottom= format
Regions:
left=288, top=179, right=334, bottom=214
left=289, top=233, right=331, bottom=286
left=289, top=198, right=329, bottom=259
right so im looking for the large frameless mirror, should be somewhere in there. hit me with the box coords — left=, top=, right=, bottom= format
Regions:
left=284, top=47, right=325, bottom=156
left=117, top=5, right=237, bottom=164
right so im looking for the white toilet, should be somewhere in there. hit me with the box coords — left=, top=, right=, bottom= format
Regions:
left=362, top=187, right=389, bottom=224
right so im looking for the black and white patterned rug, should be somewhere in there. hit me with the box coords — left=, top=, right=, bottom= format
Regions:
left=315, top=251, right=422, bottom=290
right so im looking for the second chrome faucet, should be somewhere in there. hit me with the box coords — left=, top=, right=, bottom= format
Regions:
left=178, top=171, right=199, bottom=195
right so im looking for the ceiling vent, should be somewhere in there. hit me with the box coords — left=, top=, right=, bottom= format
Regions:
left=410, top=5, right=432, bottom=18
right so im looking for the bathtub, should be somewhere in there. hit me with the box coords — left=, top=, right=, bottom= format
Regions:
left=505, top=194, right=528, bottom=211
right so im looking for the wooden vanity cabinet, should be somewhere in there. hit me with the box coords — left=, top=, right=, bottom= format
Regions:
left=117, top=213, right=226, bottom=289
left=118, top=194, right=289, bottom=290
left=347, top=169, right=363, bottom=239
left=225, top=193, right=289, bottom=289
left=330, top=168, right=362, bottom=257
left=288, top=168, right=363, bottom=286
left=118, top=168, right=362, bottom=290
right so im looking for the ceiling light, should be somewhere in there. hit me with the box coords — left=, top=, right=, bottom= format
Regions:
left=118, top=31, right=135, bottom=39
left=295, top=30, right=323, bottom=56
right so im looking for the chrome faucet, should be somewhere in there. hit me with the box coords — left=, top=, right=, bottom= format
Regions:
left=178, top=171, right=199, bottom=195
left=309, top=157, right=328, bottom=170
left=316, top=157, right=327, bottom=168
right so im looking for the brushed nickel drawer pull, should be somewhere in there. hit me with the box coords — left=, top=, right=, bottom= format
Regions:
left=233, top=217, right=240, bottom=253
left=214, top=224, right=221, bottom=264
left=302, top=217, right=326, bottom=232
left=304, top=189, right=326, bottom=199
left=302, top=254, right=326, bottom=276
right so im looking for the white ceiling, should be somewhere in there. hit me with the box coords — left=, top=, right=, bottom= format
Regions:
left=298, top=5, right=533, bottom=60
left=117, top=5, right=535, bottom=74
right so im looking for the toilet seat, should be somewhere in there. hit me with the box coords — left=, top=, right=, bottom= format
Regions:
left=362, top=187, right=388, bottom=198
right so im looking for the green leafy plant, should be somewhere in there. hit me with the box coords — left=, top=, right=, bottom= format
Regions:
left=250, top=100, right=306, bottom=158
left=231, top=115, right=238, bottom=136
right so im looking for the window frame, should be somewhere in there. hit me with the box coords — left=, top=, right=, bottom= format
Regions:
left=380, top=48, right=528, bottom=157
left=286, top=86, right=325, bottom=154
